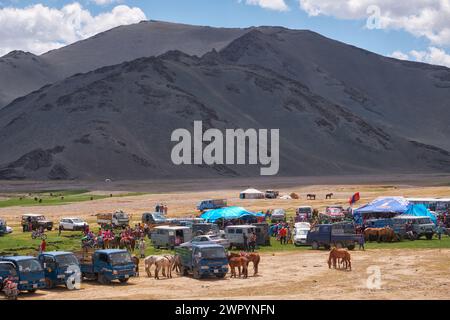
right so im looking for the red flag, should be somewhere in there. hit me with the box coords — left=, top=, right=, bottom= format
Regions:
left=349, top=192, right=360, bottom=205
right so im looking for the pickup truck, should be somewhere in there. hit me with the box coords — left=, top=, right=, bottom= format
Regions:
left=77, top=249, right=136, bottom=285
left=306, top=223, right=360, bottom=250
left=38, top=251, right=81, bottom=289
left=97, top=211, right=129, bottom=229
left=0, top=256, right=46, bottom=292
left=175, top=243, right=229, bottom=279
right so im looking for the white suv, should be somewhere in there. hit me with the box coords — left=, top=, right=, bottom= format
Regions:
left=59, top=217, right=88, bottom=231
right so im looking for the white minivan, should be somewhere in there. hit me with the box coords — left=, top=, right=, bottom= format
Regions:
left=294, top=222, right=311, bottom=246
left=59, top=217, right=89, bottom=231
left=224, top=225, right=256, bottom=249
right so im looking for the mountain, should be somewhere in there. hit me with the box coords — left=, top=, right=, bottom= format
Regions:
left=219, top=28, right=450, bottom=150
left=0, top=49, right=449, bottom=180
left=0, top=20, right=248, bottom=108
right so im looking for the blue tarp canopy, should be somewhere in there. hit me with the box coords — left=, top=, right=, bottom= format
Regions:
left=403, top=204, right=437, bottom=225
left=353, top=197, right=410, bottom=224
left=200, top=206, right=264, bottom=223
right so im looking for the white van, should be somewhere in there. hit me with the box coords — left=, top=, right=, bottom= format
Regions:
left=294, top=222, right=311, bottom=246
left=224, top=225, right=256, bottom=249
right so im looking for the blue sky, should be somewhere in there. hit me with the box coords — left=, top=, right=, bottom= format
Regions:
left=1, top=0, right=449, bottom=66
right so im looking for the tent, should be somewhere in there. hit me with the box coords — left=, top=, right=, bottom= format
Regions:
left=403, top=204, right=437, bottom=225
left=240, top=188, right=265, bottom=199
left=200, top=206, right=264, bottom=223
left=353, top=197, right=410, bottom=224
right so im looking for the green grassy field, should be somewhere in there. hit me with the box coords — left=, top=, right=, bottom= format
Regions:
left=0, top=190, right=144, bottom=208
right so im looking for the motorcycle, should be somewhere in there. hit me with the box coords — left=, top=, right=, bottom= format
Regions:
left=1, top=277, right=19, bottom=300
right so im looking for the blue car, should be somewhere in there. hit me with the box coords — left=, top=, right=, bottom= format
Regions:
left=38, top=251, right=81, bottom=289
left=0, top=256, right=46, bottom=292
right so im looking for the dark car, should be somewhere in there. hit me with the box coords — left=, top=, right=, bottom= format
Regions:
left=21, top=214, right=53, bottom=232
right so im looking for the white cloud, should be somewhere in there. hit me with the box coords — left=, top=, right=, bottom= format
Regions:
left=240, top=0, right=289, bottom=12
left=298, top=0, right=450, bottom=46
left=92, top=0, right=122, bottom=5
left=390, top=51, right=409, bottom=60
left=0, top=2, right=146, bottom=56
left=390, top=47, right=450, bottom=68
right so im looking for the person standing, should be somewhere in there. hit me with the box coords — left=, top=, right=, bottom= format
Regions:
left=243, top=232, right=248, bottom=252
left=39, top=238, right=46, bottom=254
left=358, top=234, right=365, bottom=251
left=279, top=226, right=287, bottom=245
left=249, top=232, right=256, bottom=252
left=139, top=238, right=146, bottom=258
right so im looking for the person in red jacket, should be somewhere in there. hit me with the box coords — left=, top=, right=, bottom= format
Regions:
left=39, top=239, right=46, bottom=253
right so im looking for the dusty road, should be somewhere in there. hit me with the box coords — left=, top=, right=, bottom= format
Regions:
left=15, top=249, right=450, bottom=300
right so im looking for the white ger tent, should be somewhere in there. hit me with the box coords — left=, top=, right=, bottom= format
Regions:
left=240, top=188, right=265, bottom=199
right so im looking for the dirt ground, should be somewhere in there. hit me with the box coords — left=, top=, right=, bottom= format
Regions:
left=17, top=249, right=450, bottom=300
left=1, top=175, right=450, bottom=300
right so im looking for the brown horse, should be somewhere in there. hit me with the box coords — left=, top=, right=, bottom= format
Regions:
left=132, top=255, right=140, bottom=277
left=328, top=248, right=351, bottom=271
left=119, top=237, right=136, bottom=252
left=378, top=226, right=396, bottom=242
left=228, top=252, right=260, bottom=276
left=364, top=228, right=381, bottom=242
left=326, top=193, right=334, bottom=199
left=172, top=255, right=182, bottom=275
left=228, top=255, right=248, bottom=278
left=307, top=194, right=316, bottom=200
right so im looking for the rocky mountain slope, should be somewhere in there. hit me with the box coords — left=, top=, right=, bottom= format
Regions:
left=0, top=46, right=449, bottom=180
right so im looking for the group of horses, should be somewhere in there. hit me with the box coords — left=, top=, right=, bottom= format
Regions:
left=141, top=252, right=261, bottom=280
left=306, top=193, right=334, bottom=200
left=363, top=226, right=397, bottom=242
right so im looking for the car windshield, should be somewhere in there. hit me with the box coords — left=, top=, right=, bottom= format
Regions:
left=71, top=219, right=83, bottom=223
left=109, top=252, right=133, bottom=266
left=298, top=208, right=311, bottom=213
left=17, top=259, right=43, bottom=273
left=0, top=219, right=5, bottom=226
left=55, top=254, right=79, bottom=267
left=273, top=209, right=285, bottom=215
left=199, top=248, right=226, bottom=259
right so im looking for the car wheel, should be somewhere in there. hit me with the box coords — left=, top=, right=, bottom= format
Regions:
left=347, top=244, right=355, bottom=250
left=193, top=269, right=201, bottom=279
left=425, top=233, right=433, bottom=240
left=28, top=289, right=37, bottom=293
left=119, top=278, right=129, bottom=284
left=98, top=274, right=111, bottom=285
left=335, top=242, right=344, bottom=249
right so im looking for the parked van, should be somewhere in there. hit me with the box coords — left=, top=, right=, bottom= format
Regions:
left=150, top=226, right=193, bottom=249
left=197, top=199, right=227, bottom=211
left=293, top=222, right=311, bottom=246
left=296, top=206, right=313, bottom=221
left=224, top=225, right=256, bottom=249
left=392, top=216, right=435, bottom=240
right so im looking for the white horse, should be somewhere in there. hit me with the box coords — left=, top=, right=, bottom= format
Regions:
left=144, top=255, right=174, bottom=279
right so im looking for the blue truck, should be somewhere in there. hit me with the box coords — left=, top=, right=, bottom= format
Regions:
left=0, top=256, right=46, bottom=292
left=38, top=251, right=81, bottom=289
left=175, top=243, right=229, bottom=279
left=306, top=223, right=360, bottom=250
left=77, top=249, right=136, bottom=285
